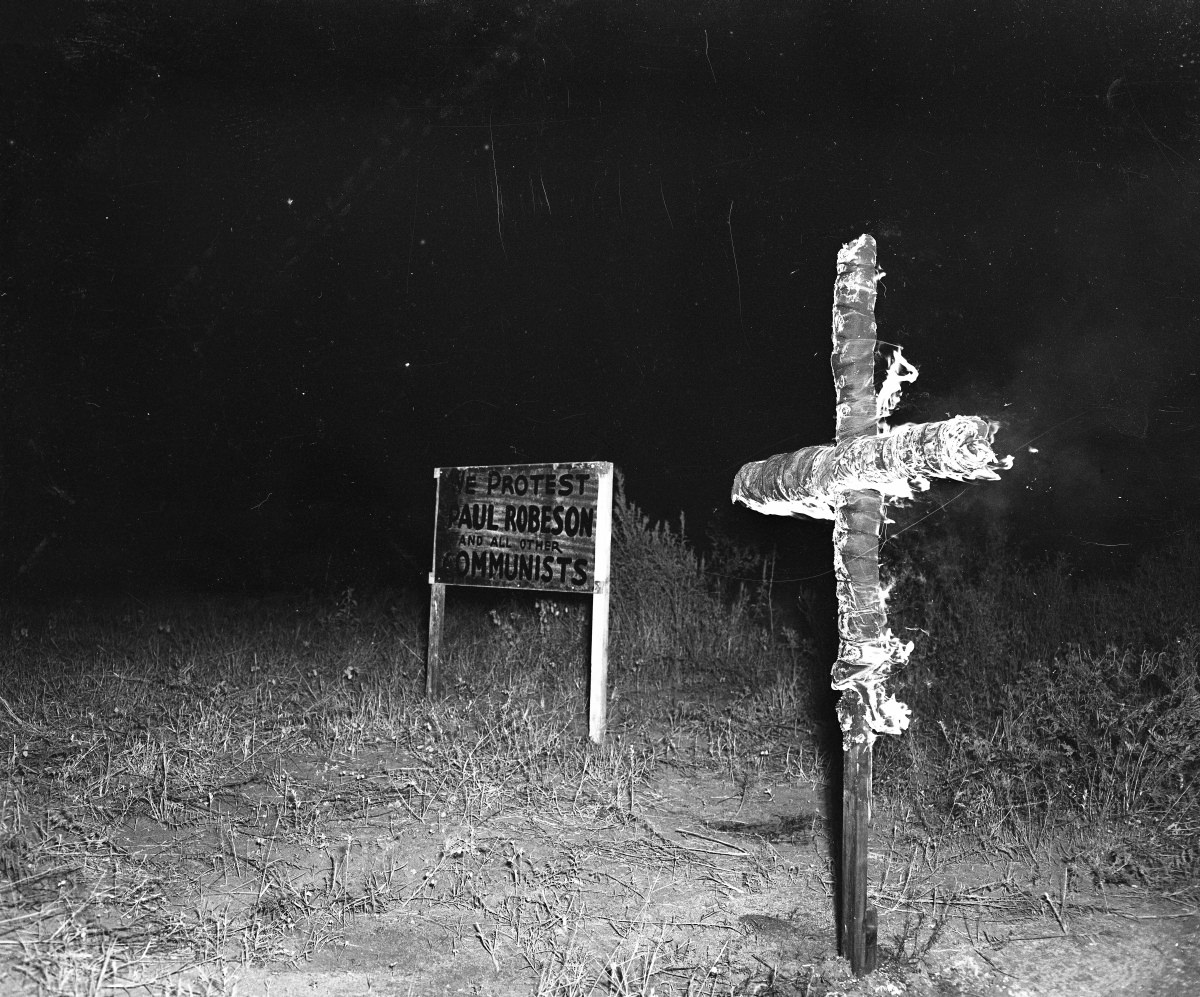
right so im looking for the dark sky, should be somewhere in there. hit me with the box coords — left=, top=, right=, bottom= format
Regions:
left=3, top=0, right=1199, bottom=593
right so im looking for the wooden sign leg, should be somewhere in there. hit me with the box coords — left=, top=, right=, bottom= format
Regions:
left=588, top=465, right=614, bottom=744
left=426, top=581, right=445, bottom=698
left=588, top=584, right=609, bottom=744
left=841, top=695, right=878, bottom=975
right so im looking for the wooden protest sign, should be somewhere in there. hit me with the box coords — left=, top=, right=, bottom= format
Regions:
left=428, top=461, right=614, bottom=742
left=732, top=235, right=1010, bottom=974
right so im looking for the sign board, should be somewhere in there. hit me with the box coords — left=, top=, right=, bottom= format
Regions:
left=427, top=461, right=614, bottom=743
left=432, top=462, right=609, bottom=593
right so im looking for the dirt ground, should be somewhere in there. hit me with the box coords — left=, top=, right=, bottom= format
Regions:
left=88, top=746, right=1198, bottom=997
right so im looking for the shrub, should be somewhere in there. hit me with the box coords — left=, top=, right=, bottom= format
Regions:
left=608, top=474, right=801, bottom=689
left=876, top=521, right=1200, bottom=885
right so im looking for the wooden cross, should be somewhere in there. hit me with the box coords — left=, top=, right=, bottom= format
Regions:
left=731, top=234, right=1011, bottom=975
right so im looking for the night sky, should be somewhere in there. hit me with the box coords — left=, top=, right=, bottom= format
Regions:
left=3, top=0, right=1199, bottom=595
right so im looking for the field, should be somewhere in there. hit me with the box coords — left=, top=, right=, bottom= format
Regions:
left=1, top=489, right=1198, bottom=996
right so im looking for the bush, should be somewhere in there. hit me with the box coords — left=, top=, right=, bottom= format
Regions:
left=876, top=521, right=1200, bottom=885
left=608, top=474, right=803, bottom=690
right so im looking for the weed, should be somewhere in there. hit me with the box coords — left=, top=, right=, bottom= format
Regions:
left=2, top=507, right=1199, bottom=994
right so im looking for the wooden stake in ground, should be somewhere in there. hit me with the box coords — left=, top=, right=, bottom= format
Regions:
left=731, top=234, right=1011, bottom=975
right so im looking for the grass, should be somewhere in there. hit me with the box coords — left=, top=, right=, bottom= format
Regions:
left=1, top=489, right=1198, bottom=995
left=880, top=522, right=1200, bottom=885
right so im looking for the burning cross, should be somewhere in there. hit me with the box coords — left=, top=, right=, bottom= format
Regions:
left=731, top=234, right=1011, bottom=974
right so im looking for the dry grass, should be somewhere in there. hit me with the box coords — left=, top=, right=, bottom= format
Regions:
left=1, top=496, right=1197, bottom=994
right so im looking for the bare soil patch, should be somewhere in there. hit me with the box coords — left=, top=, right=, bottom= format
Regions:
left=58, top=743, right=1192, bottom=997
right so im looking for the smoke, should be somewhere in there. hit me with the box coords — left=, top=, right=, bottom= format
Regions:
left=894, top=295, right=1199, bottom=562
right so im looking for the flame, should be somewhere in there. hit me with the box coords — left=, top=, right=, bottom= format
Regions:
left=877, top=346, right=919, bottom=427
left=879, top=576, right=894, bottom=610
left=832, top=629, right=915, bottom=737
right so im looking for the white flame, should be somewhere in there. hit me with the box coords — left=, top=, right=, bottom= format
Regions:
left=877, top=346, right=919, bottom=427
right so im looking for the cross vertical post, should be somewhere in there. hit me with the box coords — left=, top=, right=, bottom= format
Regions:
left=831, top=235, right=883, bottom=974
left=730, top=234, right=1010, bottom=976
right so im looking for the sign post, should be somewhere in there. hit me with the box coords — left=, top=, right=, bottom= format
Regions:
left=428, top=461, right=614, bottom=742
left=731, top=235, right=1010, bottom=974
